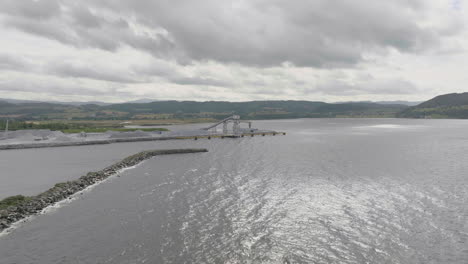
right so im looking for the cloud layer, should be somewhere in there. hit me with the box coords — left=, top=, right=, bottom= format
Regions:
left=0, top=0, right=467, bottom=102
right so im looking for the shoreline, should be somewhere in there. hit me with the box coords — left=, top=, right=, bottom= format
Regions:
left=0, top=131, right=283, bottom=150
left=0, top=148, right=208, bottom=232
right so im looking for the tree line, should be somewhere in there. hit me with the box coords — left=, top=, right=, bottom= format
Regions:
left=0, top=120, right=75, bottom=131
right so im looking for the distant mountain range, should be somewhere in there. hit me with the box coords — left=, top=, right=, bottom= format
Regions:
left=0, top=99, right=407, bottom=120
left=1, top=93, right=468, bottom=120
left=0, top=98, right=160, bottom=106
left=0, top=98, right=418, bottom=106
left=0, top=98, right=111, bottom=106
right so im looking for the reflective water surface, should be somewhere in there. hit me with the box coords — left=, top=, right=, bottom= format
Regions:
left=1, top=119, right=468, bottom=263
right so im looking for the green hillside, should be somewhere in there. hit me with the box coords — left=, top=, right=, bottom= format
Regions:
left=0, top=100, right=407, bottom=121
left=397, top=93, right=468, bottom=118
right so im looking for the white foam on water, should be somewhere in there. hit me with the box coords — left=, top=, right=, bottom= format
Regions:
left=0, top=162, right=144, bottom=237
left=368, top=124, right=406, bottom=129
left=354, top=124, right=426, bottom=130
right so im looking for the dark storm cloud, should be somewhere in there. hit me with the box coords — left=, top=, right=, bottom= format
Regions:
left=0, top=0, right=457, bottom=68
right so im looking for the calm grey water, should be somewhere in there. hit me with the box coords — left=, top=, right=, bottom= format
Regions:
left=1, top=119, right=468, bottom=263
left=0, top=140, right=210, bottom=199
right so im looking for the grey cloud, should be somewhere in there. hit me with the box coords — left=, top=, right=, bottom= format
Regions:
left=48, top=62, right=141, bottom=83
left=71, top=6, right=102, bottom=28
left=0, top=54, right=141, bottom=85
left=4, top=17, right=76, bottom=45
left=170, top=77, right=233, bottom=87
left=360, top=79, right=420, bottom=95
left=3, top=16, right=115, bottom=51
left=47, top=59, right=231, bottom=87
left=123, top=33, right=176, bottom=59
left=0, top=54, right=30, bottom=71
left=132, top=61, right=176, bottom=78
left=73, top=27, right=120, bottom=51
left=0, top=79, right=125, bottom=97
left=315, top=78, right=420, bottom=96
left=96, top=0, right=445, bottom=67
left=69, top=14, right=173, bottom=54
left=0, top=0, right=60, bottom=20
left=243, top=79, right=268, bottom=87
left=2, top=3, right=173, bottom=56
left=132, top=62, right=232, bottom=87
left=0, top=0, right=462, bottom=102
left=5, top=14, right=174, bottom=57
left=1, top=0, right=457, bottom=68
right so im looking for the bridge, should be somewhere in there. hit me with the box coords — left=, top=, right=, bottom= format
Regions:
left=202, top=115, right=252, bottom=135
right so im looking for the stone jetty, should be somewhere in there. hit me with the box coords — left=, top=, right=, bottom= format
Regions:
left=0, top=148, right=208, bottom=232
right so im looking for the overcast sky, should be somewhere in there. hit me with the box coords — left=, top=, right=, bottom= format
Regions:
left=0, top=0, right=467, bottom=102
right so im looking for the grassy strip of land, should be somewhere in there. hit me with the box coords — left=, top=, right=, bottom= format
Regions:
left=61, top=127, right=169, bottom=133
left=0, top=195, right=31, bottom=210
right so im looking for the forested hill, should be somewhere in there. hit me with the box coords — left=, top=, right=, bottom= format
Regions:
left=6, top=93, right=468, bottom=121
left=397, top=93, right=468, bottom=118
left=0, top=100, right=407, bottom=120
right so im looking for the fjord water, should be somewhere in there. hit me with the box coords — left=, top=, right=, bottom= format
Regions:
left=1, top=119, right=468, bottom=263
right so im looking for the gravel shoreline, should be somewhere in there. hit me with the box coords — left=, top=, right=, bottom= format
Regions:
left=0, top=137, right=186, bottom=150
left=0, top=148, right=208, bottom=232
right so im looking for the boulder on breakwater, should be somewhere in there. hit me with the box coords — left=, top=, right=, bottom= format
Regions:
left=0, top=148, right=208, bottom=232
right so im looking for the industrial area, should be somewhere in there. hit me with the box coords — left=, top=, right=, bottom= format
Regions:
left=0, top=116, right=284, bottom=150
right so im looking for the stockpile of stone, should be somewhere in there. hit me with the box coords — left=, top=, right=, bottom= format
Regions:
left=1, top=129, right=65, bottom=140
left=0, top=148, right=208, bottom=232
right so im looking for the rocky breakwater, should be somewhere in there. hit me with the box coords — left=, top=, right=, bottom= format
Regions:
left=0, top=148, right=208, bottom=232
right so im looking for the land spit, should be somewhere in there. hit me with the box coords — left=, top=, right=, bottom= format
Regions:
left=0, top=148, right=208, bottom=232
left=0, top=131, right=283, bottom=150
